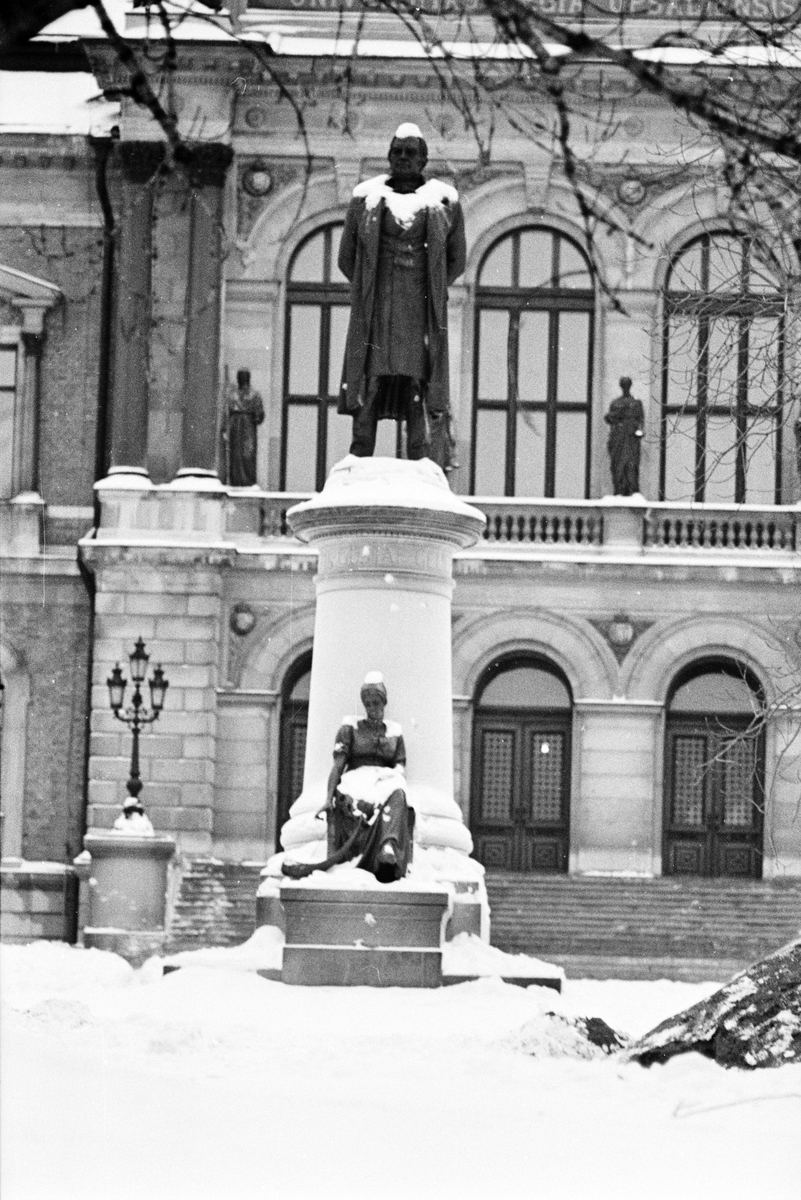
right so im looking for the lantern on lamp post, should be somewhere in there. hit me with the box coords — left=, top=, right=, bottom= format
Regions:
left=107, top=638, right=169, bottom=822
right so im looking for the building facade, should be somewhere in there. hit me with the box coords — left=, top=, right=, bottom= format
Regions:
left=2, top=2, right=801, bottom=940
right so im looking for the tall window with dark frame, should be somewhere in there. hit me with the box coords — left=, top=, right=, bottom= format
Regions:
left=472, top=227, right=594, bottom=498
left=661, top=231, right=785, bottom=505
left=282, top=223, right=351, bottom=492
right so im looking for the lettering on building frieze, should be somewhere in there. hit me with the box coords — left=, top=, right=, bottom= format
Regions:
left=249, top=0, right=796, bottom=17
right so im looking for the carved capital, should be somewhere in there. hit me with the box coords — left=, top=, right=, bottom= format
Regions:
left=118, top=141, right=166, bottom=184
left=20, top=330, right=44, bottom=357
left=175, top=142, right=234, bottom=189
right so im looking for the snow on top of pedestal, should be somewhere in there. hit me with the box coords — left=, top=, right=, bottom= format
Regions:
left=290, top=455, right=485, bottom=521
left=353, top=175, right=459, bottom=230
left=259, top=844, right=484, bottom=892
left=113, top=811, right=155, bottom=836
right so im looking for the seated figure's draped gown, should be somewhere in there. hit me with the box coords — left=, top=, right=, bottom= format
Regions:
left=329, top=718, right=414, bottom=882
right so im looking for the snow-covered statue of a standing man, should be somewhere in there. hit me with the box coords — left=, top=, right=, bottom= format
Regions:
left=337, top=122, right=467, bottom=473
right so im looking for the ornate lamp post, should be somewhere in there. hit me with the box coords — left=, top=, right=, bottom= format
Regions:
left=107, top=638, right=169, bottom=821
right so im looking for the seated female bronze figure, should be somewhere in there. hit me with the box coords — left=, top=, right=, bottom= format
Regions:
left=282, top=673, right=414, bottom=882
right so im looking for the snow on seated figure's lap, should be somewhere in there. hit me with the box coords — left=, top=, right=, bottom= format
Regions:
left=280, top=777, right=472, bottom=856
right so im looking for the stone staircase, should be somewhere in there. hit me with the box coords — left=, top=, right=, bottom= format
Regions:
left=167, top=860, right=265, bottom=953
left=486, top=873, right=801, bottom=981
left=167, top=861, right=801, bottom=981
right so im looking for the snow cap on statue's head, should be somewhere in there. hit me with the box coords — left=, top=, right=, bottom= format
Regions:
left=394, top=122, right=424, bottom=141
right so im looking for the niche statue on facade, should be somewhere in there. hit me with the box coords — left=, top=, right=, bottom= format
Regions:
left=282, top=672, right=414, bottom=883
left=605, top=376, right=645, bottom=496
left=337, top=122, right=467, bottom=473
left=222, top=369, right=264, bottom=487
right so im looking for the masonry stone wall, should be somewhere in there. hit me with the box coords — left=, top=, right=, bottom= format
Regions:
left=0, top=558, right=91, bottom=862
left=0, top=222, right=103, bottom=514
left=87, top=558, right=223, bottom=856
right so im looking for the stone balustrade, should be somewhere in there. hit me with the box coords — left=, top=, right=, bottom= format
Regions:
left=5, top=490, right=797, bottom=561
left=245, top=492, right=800, bottom=559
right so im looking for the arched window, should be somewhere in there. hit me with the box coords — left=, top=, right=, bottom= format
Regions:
left=282, top=224, right=351, bottom=491
left=661, top=232, right=785, bottom=504
left=277, top=653, right=312, bottom=845
left=472, top=227, right=594, bottom=498
left=664, top=659, right=765, bottom=878
left=471, top=656, right=572, bottom=872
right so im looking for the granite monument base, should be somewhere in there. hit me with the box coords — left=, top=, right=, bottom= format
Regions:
left=279, top=885, right=449, bottom=988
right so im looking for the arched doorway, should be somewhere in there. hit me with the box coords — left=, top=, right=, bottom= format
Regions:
left=277, top=653, right=311, bottom=847
left=664, top=660, right=765, bottom=878
left=471, top=657, right=572, bottom=872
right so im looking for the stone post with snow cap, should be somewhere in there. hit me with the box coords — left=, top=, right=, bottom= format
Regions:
left=278, top=456, right=484, bottom=866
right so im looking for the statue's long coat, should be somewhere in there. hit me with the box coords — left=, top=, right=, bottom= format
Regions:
left=337, top=182, right=466, bottom=415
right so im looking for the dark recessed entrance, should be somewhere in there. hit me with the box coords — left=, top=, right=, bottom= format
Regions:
left=664, top=661, right=765, bottom=878
left=471, top=660, right=572, bottom=872
left=277, top=655, right=311, bottom=848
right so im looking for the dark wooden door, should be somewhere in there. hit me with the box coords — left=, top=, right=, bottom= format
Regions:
left=472, top=712, right=570, bottom=872
left=277, top=702, right=308, bottom=848
left=664, top=718, right=764, bottom=878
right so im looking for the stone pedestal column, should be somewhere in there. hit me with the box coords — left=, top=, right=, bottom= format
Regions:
left=179, top=144, right=234, bottom=480
left=278, top=457, right=485, bottom=859
left=80, top=832, right=176, bottom=965
left=108, top=142, right=164, bottom=477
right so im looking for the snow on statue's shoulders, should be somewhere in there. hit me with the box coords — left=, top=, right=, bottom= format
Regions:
left=353, top=173, right=459, bottom=229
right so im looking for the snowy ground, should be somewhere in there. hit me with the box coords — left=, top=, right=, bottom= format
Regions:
left=2, top=941, right=799, bottom=1200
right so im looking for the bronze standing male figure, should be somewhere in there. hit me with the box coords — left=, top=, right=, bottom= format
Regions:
left=337, top=122, right=466, bottom=472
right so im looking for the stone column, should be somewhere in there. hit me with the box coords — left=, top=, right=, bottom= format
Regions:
left=15, top=332, right=43, bottom=496
left=279, top=457, right=485, bottom=861
left=178, top=144, right=234, bottom=480
left=108, top=142, right=164, bottom=477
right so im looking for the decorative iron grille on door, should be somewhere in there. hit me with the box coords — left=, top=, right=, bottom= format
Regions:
left=663, top=662, right=765, bottom=878
left=471, top=661, right=572, bottom=872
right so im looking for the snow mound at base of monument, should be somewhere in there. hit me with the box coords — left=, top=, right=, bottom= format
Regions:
left=164, top=926, right=285, bottom=973
left=443, top=933, right=563, bottom=981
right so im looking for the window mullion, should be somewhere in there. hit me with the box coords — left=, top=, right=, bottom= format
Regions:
left=735, top=314, right=749, bottom=503
left=507, top=310, right=519, bottom=496
left=696, top=312, right=709, bottom=502
left=316, top=303, right=331, bottom=489
left=545, top=310, right=559, bottom=496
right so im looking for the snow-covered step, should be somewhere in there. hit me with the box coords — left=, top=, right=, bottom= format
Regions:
left=167, top=860, right=264, bottom=952
left=486, top=874, right=801, bottom=975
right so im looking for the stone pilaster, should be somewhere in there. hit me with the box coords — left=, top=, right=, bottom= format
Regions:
left=109, top=142, right=165, bottom=476
left=179, top=143, right=234, bottom=478
left=572, top=699, right=663, bottom=876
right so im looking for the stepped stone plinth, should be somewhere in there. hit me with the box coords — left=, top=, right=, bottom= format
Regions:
left=280, top=885, right=449, bottom=988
